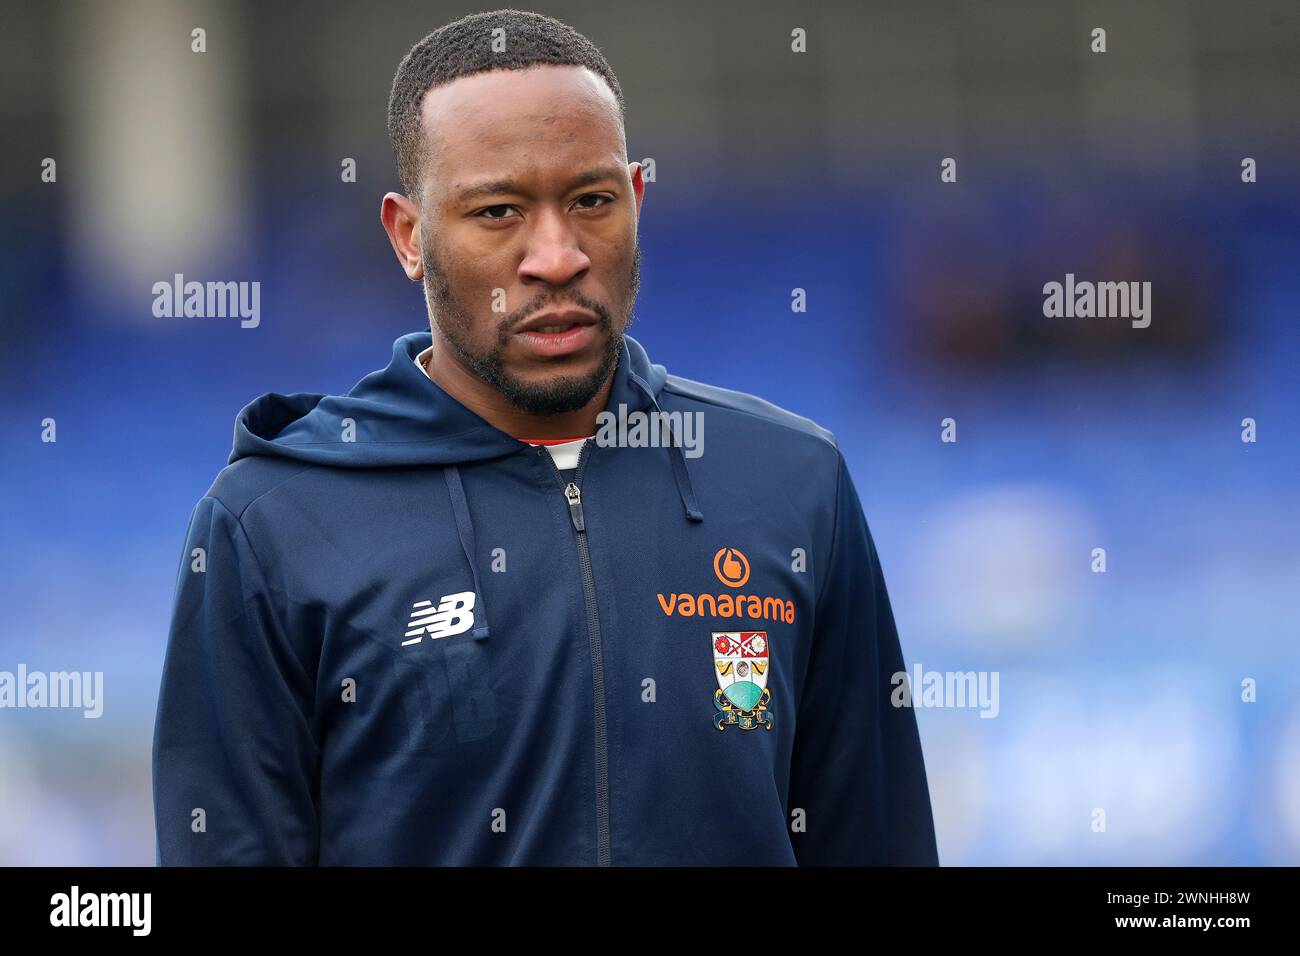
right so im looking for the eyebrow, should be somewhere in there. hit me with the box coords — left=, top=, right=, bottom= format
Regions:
left=454, top=166, right=624, bottom=204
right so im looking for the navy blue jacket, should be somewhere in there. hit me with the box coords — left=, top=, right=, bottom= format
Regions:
left=152, top=331, right=938, bottom=865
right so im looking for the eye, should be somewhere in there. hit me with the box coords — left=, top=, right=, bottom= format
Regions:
left=474, top=204, right=518, bottom=221
left=574, top=193, right=614, bottom=211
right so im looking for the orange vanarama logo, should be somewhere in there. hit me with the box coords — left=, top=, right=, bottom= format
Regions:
left=713, top=547, right=750, bottom=587
left=657, top=547, right=795, bottom=625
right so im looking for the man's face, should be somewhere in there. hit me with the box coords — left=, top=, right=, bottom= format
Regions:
left=414, top=65, right=643, bottom=416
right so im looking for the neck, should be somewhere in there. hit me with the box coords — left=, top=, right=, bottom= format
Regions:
left=420, top=340, right=610, bottom=441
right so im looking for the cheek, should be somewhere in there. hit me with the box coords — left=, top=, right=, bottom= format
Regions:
left=585, top=225, right=636, bottom=284
left=442, top=219, right=514, bottom=273
left=444, top=252, right=514, bottom=318
left=457, top=226, right=519, bottom=265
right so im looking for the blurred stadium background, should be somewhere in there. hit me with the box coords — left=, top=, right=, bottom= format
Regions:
left=1, top=0, right=1297, bottom=864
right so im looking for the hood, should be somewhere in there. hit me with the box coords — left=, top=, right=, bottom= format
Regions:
left=230, top=330, right=670, bottom=469
left=227, top=331, right=701, bottom=643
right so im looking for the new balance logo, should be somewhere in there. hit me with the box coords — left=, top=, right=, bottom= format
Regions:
left=402, top=591, right=476, bottom=645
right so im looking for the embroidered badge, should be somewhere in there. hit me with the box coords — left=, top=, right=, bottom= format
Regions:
left=712, top=631, right=773, bottom=731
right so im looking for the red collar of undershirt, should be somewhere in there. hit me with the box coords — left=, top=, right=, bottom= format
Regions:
left=517, top=436, right=593, bottom=446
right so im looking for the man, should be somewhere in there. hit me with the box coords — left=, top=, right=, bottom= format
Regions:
left=152, top=9, right=938, bottom=866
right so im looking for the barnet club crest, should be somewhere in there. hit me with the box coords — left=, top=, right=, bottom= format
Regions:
left=712, top=631, right=774, bottom=731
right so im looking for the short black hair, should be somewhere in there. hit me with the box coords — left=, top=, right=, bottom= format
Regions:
left=387, top=9, right=626, bottom=198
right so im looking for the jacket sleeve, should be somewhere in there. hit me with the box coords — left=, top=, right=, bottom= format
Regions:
left=152, top=495, right=320, bottom=865
left=787, top=452, right=939, bottom=865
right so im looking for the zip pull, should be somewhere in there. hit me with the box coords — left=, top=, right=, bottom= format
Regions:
left=564, top=482, right=585, bottom=532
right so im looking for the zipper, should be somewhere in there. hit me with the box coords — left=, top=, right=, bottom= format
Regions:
left=540, top=440, right=610, bottom=866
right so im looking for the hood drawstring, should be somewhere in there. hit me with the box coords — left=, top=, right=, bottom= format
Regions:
left=442, top=465, right=490, bottom=640
left=630, top=372, right=704, bottom=524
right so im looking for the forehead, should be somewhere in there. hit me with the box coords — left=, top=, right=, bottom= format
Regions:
left=418, top=64, right=624, bottom=189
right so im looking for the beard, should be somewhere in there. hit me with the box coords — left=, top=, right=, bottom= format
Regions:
left=421, top=241, right=640, bottom=416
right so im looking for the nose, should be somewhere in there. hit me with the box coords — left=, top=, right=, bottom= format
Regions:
left=518, top=207, right=591, bottom=289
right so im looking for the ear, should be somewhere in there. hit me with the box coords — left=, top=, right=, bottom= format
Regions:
left=628, top=161, right=646, bottom=219
left=380, top=192, right=423, bottom=280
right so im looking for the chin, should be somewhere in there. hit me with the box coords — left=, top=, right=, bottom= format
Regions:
left=510, top=356, right=599, bottom=385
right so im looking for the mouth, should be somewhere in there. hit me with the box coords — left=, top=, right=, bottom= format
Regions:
left=512, top=310, right=600, bottom=358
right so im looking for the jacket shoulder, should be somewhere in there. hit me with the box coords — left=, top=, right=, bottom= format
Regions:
left=202, top=455, right=319, bottom=520
left=660, top=373, right=840, bottom=452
